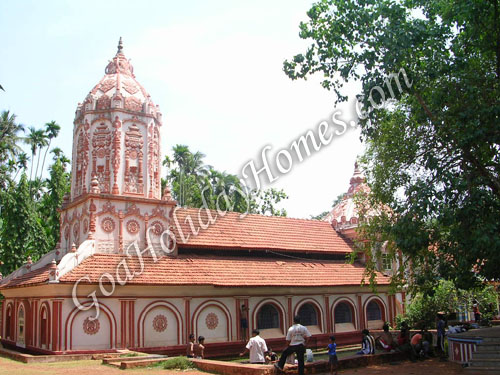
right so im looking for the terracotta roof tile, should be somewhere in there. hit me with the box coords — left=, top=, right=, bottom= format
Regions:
left=0, top=211, right=374, bottom=289
left=0, top=264, right=52, bottom=288
left=55, top=253, right=389, bottom=287
left=172, top=208, right=353, bottom=254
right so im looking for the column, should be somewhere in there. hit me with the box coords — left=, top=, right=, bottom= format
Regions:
left=184, top=297, right=191, bottom=344
left=120, top=299, right=136, bottom=348
left=51, top=300, right=63, bottom=352
left=286, top=296, right=293, bottom=328
left=357, top=295, right=365, bottom=330
left=128, top=300, right=135, bottom=348
left=324, top=295, right=331, bottom=333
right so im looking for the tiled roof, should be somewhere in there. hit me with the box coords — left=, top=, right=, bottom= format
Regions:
left=0, top=254, right=389, bottom=288
left=172, top=208, right=354, bottom=254
left=0, top=263, right=52, bottom=288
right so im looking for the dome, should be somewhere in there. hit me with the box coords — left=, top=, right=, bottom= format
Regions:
left=75, top=38, right=161, bottom=120
left=325, top=162, right=371, bottom=230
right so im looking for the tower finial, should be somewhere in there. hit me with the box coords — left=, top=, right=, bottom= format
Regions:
left=117, top=37, right=123, bottom=55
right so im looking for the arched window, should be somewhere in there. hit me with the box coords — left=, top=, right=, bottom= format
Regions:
left=334, top=302, right=353, bottom=324
left=18, top=305, right=25, bottom=344
left=257, top=304, right=280, bottom=329
left=298, top=303, right=318, bottom=326
left=366, top=300, right=382, bottom=321
left=40, top=306, right=48, bottom=348
left=5, top=305, right=12, bottom=340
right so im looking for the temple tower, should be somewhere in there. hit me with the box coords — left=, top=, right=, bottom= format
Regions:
left=72, top=37, right=162, bottom=200
left=59, top=39, right=176, bottom=256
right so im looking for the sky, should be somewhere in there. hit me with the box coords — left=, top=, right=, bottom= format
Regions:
left=0, top=0, right=364, bottom=219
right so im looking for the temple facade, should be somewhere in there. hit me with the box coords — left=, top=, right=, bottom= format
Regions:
left=0, top=40, right=403, bottom=356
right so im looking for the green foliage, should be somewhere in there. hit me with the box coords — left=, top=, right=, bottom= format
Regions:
left=0, top=110, right=70, bottom=277
left=287, top=0, right=500, bottom=289
left=399, top=280, right=498, bottom=328
left=39, top=151, right=71, bottom=250
left=164, top=144, right=288, bottom=216
left=0, top=110, right=25, bottom=189
left=0, top=174, right=50, bottom=275
left=162, top=357, right=195, bottom=370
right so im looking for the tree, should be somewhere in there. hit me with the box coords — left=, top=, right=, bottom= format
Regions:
left=40, top=150, right=71, bottom=249
left=163, top=145, right=288, bottom=215
left=0, top=174, right=50, bottom=275
left=24, top=126, right=47, bottom=196
left=0, top=110, right=24, bottom=188
left=254, top=188, right=288, bottom=216
left=285, top=0, right=500, bottom=289
left=399, top=280, right=498, bottom=329
left=39, top=120, right=61, bottom=181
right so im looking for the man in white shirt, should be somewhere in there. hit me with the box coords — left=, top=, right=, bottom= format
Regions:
left=240, top=329, right=268, bottom=364
left=274, top=315, right=312, bottom=375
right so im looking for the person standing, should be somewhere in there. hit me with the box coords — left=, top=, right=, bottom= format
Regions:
left=197, top=336, right=205, bottom=359
left=274, top=315, right=312, bottom=375
left=436, top=313, right=446, bottom=357
left=240, top=329, right=268, bottom=364
left=186, top=333, right=196, bottom=358
left=473, top=301, right=481, bottom=323
left=327, top=335, right=339, bottom=375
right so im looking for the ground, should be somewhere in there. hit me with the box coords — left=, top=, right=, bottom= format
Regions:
left=0, top=357, right=465, bottom=375
left=331, top=358, right=464, bottom=375
left=0, top=357, right=205, bottom=375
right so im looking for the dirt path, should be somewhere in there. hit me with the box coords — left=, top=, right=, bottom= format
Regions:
left=0, top=356, right=465, bottom=375
left=324, top=358, right=465, bottom=375
left=0, top=357, right=207, bottom=375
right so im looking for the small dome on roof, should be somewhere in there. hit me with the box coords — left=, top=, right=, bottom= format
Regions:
left=325, top=162, right=371, bottom=230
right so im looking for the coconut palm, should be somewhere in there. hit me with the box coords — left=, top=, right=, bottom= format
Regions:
left=0, top=110, right=24, bottom=164
left=39, top=121, right=61, bottom=180
left=12, top=152, right=29, bottom=181
left=24, top=126, right=47, bottom=196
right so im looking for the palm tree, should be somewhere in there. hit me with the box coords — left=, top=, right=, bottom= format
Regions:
left=172, top=144, right=192, bottom=206
left=24, top=126, right=39, bottom=183
left=51, top=147, right=70, bottom=166
left=24, top=126, right=47, bottom=196
left=0, top=110, right=24, bottom=163
left=39, top=121, right=60, bottom=180
left=13, top=152, right=29, bottom=181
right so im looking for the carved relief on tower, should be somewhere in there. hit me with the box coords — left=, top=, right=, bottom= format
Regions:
left=111, top=117, right=122, bottom=194
left=125, top=97, right=142, bottom=112
left=122, top=80, right=139, bottom=95
left=74, top=126, right=90, bottom=198
left=148, top=124, right=161, bottom=199
left=99, top=79, right=115, bottom=93
left=96, top=94, right=111, bottom=110
left=123, top=124, right=144, bottom=194
left=92, top=123, right=112, bottom=193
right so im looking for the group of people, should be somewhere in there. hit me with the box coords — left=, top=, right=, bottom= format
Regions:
left=186, top=334, right=205, bottom=359
left=368, top=314, right=447, bottom=361
left=187, top=313, right=448, bottom=374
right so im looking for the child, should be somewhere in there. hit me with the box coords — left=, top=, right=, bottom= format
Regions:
left=186, top=333, right=195, bottom=358
left=328, top=335, right=339, bottom=375
left=266, top=347, right=278, bottom=363
left=197, top=335, right=205, bottom=359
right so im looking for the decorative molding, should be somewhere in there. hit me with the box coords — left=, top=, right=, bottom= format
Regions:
left=101, top=217, right=116, bottom=233
left=152, top=314, right=168, bottom=333
left=83, top=317, right=100, bottom=335
left=205, top=312, right=219, bottom=330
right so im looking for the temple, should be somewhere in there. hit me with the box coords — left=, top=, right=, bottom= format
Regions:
left=0, top=40, right=403, bottom=356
